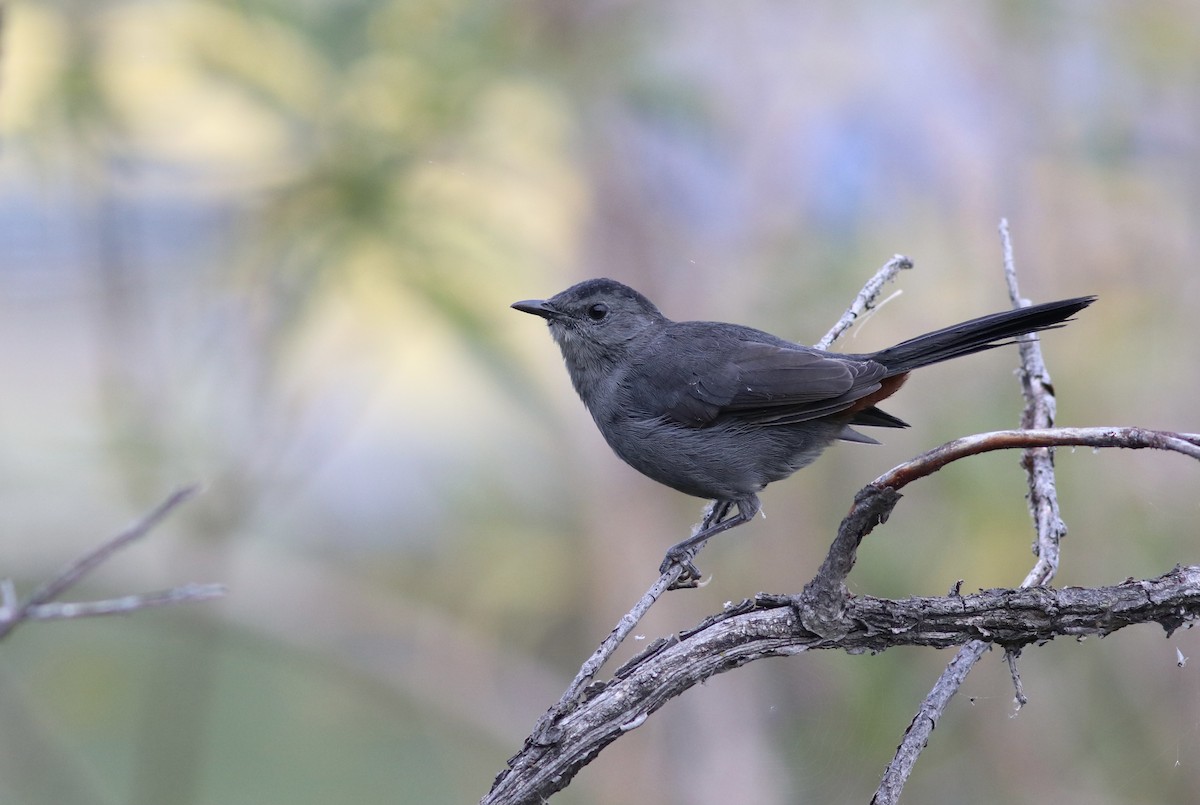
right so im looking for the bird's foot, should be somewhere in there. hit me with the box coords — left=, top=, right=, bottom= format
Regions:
left=661, top=547, right=702, bottom=590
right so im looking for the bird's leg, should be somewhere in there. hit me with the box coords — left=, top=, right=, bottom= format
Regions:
left=660, top=495, right=761, bottom=589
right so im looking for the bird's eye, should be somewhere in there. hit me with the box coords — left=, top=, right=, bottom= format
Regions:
left=586, top=303, right=609, bottom=321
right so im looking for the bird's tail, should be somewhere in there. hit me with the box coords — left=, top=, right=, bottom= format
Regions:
left=869, top=296, right=1096, bottom=375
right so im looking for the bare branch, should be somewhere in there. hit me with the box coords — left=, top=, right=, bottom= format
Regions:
left=0, top=486, right=224, bottom=641
left=20, top=584, right=227, bottom=621
left=486, top=424, right=1200, bottom=804
left=873, top=640, right=990, bottom=805
left=528, top=567, right=680, bottom=745
left=24, top=485, right=201, bottom=609
left=802, top=427, right=1200, bottom=605
left=815, top=254, right=913, bottom=350
left=876, top=427, right=1200, bottom=488
left=1005, top=649, right=1028, bottom=709
left=1001, top=218, right=1071, bottom=587
left=486, top=566, right=1200, bottom=804
left=874, top=223, right=1086, bottom=803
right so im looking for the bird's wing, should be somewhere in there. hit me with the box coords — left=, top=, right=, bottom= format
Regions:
left=626, top=327, right=890, bottom=428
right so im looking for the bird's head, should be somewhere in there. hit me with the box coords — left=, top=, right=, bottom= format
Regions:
left=512, top=278, right=666, bottom=398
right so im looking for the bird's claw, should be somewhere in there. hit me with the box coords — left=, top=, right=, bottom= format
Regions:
left=661, top=548, right=702, bottom=590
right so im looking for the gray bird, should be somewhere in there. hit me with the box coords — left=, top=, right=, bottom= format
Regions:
left=513, top=279, right=1093, bottom=584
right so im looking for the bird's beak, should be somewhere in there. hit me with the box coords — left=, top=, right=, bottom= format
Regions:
left=511, top=299, right=561, bottom=320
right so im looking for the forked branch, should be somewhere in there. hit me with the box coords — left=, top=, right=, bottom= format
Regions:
left=0, top=486, right=225, bottom=642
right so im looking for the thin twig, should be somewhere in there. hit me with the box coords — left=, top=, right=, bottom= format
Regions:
left=529, top=565, right=682, bottom=744
left=21, top=584, right=227, bottom=621
left=875, top=427, right=1200, bottom=489
left=1005, top=648, right=1028, bottom=709
left=0, top=486, right=221, bottom=641
left=24, top=485, right=201, bottom=609
left=529, top=500, right=741, bottom=743
left=815, top=254, right=913, bottom=350
left=872, top=641, right=989, bottom=805
left=1001, top=218, right=1070, bottom=587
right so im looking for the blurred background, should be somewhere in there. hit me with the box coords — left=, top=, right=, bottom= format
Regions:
left=1, top=1, right=1198, bottom=803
